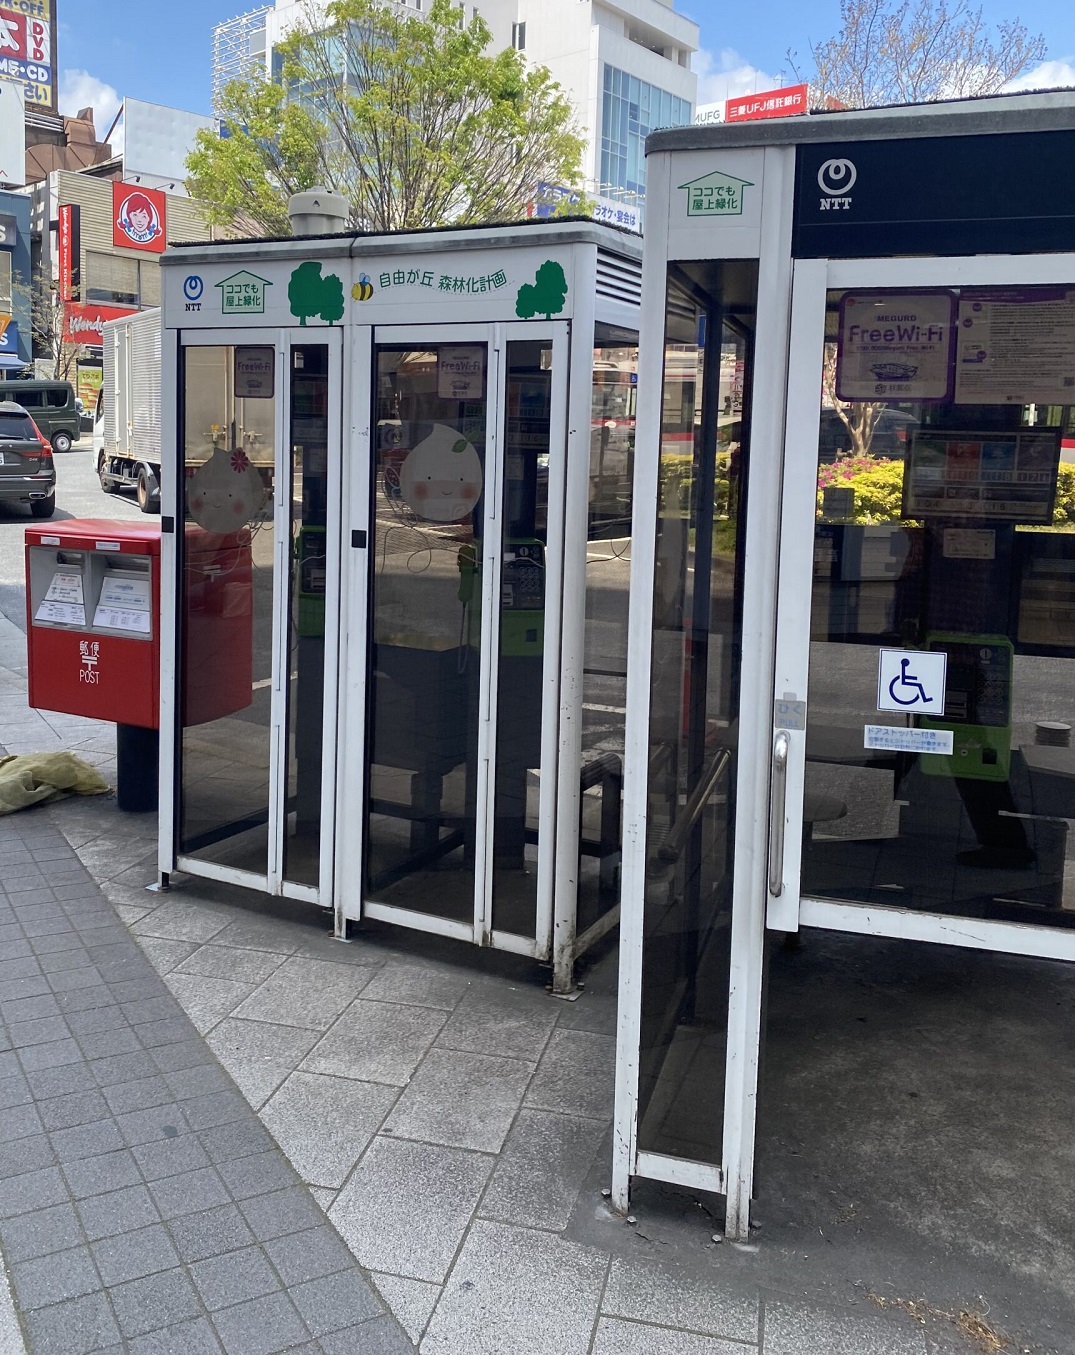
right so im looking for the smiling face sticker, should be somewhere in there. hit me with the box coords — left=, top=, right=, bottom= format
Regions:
left=188, top=447, right=266, bottom=534
left=398, top=423, right=483, bottom=523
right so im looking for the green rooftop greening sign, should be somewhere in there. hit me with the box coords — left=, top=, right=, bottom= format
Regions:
left=679, top=171, right=754, bottom=218
left=216, top=271, right=272, bottom=315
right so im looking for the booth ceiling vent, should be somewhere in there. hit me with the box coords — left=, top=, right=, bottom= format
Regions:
left=596, top=250, right=642, bottom=307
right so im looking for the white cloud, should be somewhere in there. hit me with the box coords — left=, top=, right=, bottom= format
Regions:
left=1004, top=58, right=1075, bottom=92
left=58, top=70, right=124, bottom=152
left=693, top=48, right=785, bottom=108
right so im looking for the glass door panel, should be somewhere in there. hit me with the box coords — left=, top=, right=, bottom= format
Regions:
left=578, top=327, right=638, bottom=933
left=801, top=282, right=1075, bottom=928
left=284, top=343, right=330, bottom=888
left=178, top=343, right=276, bottom=874
left=365, top=343, right=488, bottom=919
left=490, top=340, right=552, bottom=937
left=636, top=262, right=757, bottom=1165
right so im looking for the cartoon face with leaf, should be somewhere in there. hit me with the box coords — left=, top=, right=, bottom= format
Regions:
left=399, top=423, right=483, bottom=523
left=188, top=447, right=266, bottom=534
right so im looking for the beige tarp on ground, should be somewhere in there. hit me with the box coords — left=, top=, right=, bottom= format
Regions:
left=0, top=753, right=111, bottom=815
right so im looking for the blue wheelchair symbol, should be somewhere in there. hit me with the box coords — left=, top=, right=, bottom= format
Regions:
left=888, top=657, right=930, bottom=706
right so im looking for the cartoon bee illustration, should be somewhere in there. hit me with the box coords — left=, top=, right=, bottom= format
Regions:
left=352, top=273, right=375, bottom=301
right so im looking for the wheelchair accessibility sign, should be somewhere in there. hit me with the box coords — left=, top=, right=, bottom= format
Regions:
left=876, top=648, right=947, bottom=715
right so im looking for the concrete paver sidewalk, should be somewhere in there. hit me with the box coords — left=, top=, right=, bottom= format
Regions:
left=0, top=606, right=1045, bottom=1354
left=0, top=806, right=412, bottom=1355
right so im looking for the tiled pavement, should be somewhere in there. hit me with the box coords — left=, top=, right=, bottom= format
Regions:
left=0, top=808, right=412, bottom=1355
left=0, top=608, right=940, bottom=1354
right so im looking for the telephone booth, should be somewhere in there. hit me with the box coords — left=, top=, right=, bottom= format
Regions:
left=158, top=219, right=640, bottom=991
left=614, top=92, right=1075, bottom=1236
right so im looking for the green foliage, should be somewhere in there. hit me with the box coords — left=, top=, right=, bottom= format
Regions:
left=515, top=260, right=569, bottom=319
left=1050, top=464, right=1075, bottom=529
left=187, top=0, right=586, bottom=236
left=287, top=262, right=345, bottom=325
left=817, top=456, right=1075, bottom=530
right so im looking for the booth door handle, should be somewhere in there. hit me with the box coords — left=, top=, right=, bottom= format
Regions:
left=768, top=730, right=790, bottom=897
left=351, top=530, right=367, bottom=549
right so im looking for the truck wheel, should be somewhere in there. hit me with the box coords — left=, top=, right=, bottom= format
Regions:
left=30, top=495, right=56, bottom=519
left=136, top=467, right=159, bottom=514
left=51, top=432, right=72, bottom=454
left=98, top=454, right=117, bottom=493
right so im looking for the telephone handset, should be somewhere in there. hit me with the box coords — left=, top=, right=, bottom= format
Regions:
left=457, top=538, right=545, bottom=658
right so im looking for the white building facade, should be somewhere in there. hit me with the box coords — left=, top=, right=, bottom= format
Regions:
left=212, top=0, right=698, bottom=211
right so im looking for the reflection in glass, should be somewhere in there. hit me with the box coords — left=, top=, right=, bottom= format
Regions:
left=365, top=346, right=487, bottom=918
left=179, top=345, right=275, bottom=873
left=579, top=327, right=638, bottom=932
left=284, top=345, right=329, bottom=887
left=490, top=342, right=552, bottom=936
left=805, top=283, right=1075, bottom=926
left=637, top=263, right=758, bottom=1165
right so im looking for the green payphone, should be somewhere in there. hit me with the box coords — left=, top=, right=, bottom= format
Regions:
left=920, top=633, right=1014, bottom=782
left=295, top=524, right=326, bottom=638
left=457, top=537, right=546, bottom=658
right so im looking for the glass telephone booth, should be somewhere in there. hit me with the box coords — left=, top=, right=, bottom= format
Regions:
left=615, top=92, right=1075, bottom=1238
left=158, top=221, right=641, bottom=992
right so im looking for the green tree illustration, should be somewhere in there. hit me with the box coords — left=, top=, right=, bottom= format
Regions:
left=515, top=260, right=568, bottom=320
left=288, top=261, right=345, bottom=324
left=320, top=272, right=345, bottom=324
left=288, top=261, right=324, bottom=325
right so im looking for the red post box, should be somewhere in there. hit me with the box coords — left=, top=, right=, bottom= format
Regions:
left=26, top=519, right=162, bottom=728
left=182, top=523, right=254, bottom=729
left=25, top=519, right=254, bottom=810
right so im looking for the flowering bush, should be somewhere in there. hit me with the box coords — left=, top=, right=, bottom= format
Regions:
left=816, top=453, right=893, bottom=490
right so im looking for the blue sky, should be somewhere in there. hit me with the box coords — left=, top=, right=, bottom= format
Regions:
left=58, top=0, right=1075, bottom=133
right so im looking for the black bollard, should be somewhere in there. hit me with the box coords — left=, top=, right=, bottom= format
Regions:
left=116, top=723, right=159, bottom=813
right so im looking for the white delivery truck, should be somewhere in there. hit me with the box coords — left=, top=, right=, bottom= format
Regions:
left=94, top=308, right=275, bottom=512
left=94, top=308, right=164, bottom=512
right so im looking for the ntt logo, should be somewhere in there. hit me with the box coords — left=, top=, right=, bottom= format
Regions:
left=817, top=158, right=857, bottom=195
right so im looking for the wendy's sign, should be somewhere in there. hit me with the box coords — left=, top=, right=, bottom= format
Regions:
left=113, top=183, right=166, bottom=253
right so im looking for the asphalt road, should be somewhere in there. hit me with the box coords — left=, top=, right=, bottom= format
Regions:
left=0, top=436, right=143, bottom=632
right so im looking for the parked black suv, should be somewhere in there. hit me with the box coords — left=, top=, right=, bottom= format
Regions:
left=0, top=402, right=57, bottom=517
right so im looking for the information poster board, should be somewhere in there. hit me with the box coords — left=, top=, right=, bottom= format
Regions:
left=955, top=288, right=1075, bottom=404
left=903, top=429, right=1061, bottom=523
left=836, top=291, right=956, bottom=401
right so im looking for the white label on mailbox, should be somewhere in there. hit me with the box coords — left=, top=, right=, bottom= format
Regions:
left=93, top=607, right=151, bottom=634
left=36, top=571, right=86, bottom=626
left=864, top=724, right=953, bottom=755
left=44, top=571, right=83, bottom=605
left=876, top=648, right=947, bottom=715
left=98, top=576, right=150, bottom=610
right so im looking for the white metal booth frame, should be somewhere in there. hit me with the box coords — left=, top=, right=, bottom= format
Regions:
left=156, top=220, right=642, bottom=993
left=614, top=93, right=1075, bottom=1237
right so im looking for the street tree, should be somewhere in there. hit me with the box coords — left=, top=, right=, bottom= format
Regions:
left=186, top=0, right=586, bottom=236
left=791, top=0, right=1047, bottom=109
left=23, top=267, right=81, bottom=380
left=822, top=342, right=885, bottom=458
